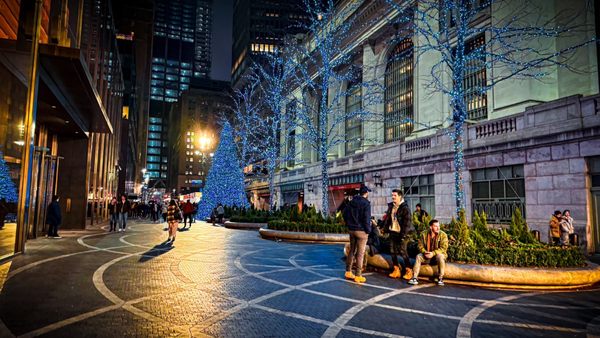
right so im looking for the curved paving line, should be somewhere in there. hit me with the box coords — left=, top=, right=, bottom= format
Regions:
left=92, top=250, right=191, bottom=335
left=321, top=285, right=430, bottom=338
left=587, top=314, right=600, bottom=338
left=456, top=292, right=540, bottom=338
left=189, top=250, right=338, bottom=334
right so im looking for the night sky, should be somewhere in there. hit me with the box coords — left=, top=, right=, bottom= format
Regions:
left=211, top=0, right=233, bottom=82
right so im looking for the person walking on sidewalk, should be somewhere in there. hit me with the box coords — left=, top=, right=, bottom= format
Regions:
left=46, top=195, right=62, bottom=238
left=408, top=219, right=448, bottom=286
left=342, top=185, right=372, bottom=284
left=216, top=204, right=225, bottom=224
left=182, top=200, right=194, bottom=228
left=117, top=194, right=131, bottom=232
left=108, top=197, right=118, bottom=232
left=383, top=189, right=414, bottom=280
left=166, top=199, right=181, bottom=243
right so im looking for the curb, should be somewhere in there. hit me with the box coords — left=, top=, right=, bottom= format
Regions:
left=344, top=244, right=600, bottom=290
left=259, top=228, right=349, bottom=244
left=224, top=221, right=266, bottom=230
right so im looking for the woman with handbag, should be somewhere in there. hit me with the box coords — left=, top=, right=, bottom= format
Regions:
left=166, top=199, right=181, bottom=243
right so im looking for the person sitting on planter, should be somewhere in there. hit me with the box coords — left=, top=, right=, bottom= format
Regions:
left=549, top=210, right=562, bottom=245
left=382, top=189, right=414, bottom=280
left=408, top=219, right=448, bottom=286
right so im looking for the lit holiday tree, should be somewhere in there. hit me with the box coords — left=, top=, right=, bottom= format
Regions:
left=197, top=122, right=249, bottom=219
left=0, top=152, right=17, bottom=203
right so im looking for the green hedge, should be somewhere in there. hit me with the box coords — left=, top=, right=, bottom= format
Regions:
left=229, top=215, right=269, bottom=223
left=266, top=205, right=347, bottom=234
left=444, top=209, right=585, bottom=268
left=267, top=219, right=347, bottom=234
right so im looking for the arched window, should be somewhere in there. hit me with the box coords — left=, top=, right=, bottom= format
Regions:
left=385, top=39, right=414, bottom=143
left=345, top=78, right=362, bottom=155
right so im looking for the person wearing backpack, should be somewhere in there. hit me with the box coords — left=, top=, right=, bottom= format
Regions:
left=342, top=185, right=372, bottom=284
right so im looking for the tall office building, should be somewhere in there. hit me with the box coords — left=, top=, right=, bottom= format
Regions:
left=231, top=0, right=309, bottom=87
left=147, top=0, right=215, bottom=189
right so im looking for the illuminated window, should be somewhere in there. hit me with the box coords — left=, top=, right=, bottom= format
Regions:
left=461, top=35, right=488, bottom=121
left=345, top=79, right=362, bottom=155
left=385, top=39, right=414, bottom=143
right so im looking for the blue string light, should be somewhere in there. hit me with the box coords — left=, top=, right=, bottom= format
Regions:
left=385, top=0, right=595, bottom=214
left=0, top=152, right=17, bottom=203
left=197, top=122, right=249, bottom=218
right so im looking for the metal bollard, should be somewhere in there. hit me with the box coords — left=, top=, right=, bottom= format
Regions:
left=531, top=230, right=540, bottom=242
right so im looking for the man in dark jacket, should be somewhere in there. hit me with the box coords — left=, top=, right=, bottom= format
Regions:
left=343, top=185, right=372, bottom=284
left=383, top=189, right=414, bottom=280
left=46, top=195, right=62, bottom=238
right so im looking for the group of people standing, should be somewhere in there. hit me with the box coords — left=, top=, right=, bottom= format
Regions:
left=107, top=195, right=132, bottom=232
left=549, top=209, right=575, bottom=246
left=342, top=186, right=447, bottom=286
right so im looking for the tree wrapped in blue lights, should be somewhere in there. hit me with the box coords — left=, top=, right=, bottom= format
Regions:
left=0, top=152, right=17, bottom=203
left=293, top=0, right=383, bottom=215
left=229, top=76, right=264, bottom=170
left=384, top=0, right=595, bottom=213
left=245, top=45, right=300, bottom=210
left=197, top=122, right=249, bottom=219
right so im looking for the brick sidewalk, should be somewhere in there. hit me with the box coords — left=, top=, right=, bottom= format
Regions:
left=0, top=220, right=599, bottom=337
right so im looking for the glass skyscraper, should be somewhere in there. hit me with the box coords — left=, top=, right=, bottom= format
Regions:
left=147, top=0, right=214, bottom=187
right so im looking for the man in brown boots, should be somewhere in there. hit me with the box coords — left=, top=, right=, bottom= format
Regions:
left=383, top=189, right=414, bottom=280
left=342, top=185, right=372, bottom=284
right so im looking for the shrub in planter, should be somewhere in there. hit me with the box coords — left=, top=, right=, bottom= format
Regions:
left=267, top=206, right=347, bottom=234
left=443, top=209, right=585, bottom=268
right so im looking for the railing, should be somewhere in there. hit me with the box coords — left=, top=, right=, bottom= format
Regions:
left=472, top=198, right=525, bottom=224
left=405, top=138, right=431, bottom=153
left=475, top=117, right=517, bottom=139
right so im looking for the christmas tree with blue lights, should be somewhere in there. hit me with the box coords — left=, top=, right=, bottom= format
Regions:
left=197, top=122, right=249, bottom=219
left=0, top=152, right=17, bottom=203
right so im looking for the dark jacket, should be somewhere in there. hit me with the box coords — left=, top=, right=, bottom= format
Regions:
left=108, top=202, right=117, bottom=215
left=117, top=200, right=131, bottom=214
left=342, top=195, right=371, bottom=234
left=383, top=201, right=413, bottom=237
left=46, top=201, right=62, bottom=226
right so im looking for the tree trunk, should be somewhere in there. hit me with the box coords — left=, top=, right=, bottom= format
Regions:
left=453, top=123, right=465, bottom=214
left=320, top=155, right=329, bottom=216
left=268, top=161, right=276, bottom=211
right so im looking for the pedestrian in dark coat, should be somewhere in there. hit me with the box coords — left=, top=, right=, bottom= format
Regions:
left=342, top=185, right=372, bottom=284
left=117, top=195, right=131, bottom=232
left=46, top=195, right=62, bottom=238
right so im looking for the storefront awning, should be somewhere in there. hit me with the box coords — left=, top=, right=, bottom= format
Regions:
left=0, top=40, right=112, bottom=135
left=38, top=44, right=112, bottom=134
left=329, top=174, right=364, bottom=188
left=280, top=182, right=304, bottom=193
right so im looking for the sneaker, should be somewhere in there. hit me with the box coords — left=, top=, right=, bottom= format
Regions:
left=344, top=271, right=356, bottom=280
left=408, top=278, right=419, bottom=285
left=118, top=229, right=122, bottom=232
left=53, top=235, right=62, bottom=239
left=437, top=278, right=444, bottom=286
left=354, top=275, right=366, bottom=283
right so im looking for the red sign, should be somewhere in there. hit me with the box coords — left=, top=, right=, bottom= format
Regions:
left=328, top=183, right=361, bottom=191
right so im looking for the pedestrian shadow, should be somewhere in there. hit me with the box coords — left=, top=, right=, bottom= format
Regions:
left=138, top=242, right=174, bottom=262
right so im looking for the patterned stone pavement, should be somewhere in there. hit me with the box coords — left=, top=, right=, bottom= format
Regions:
left=0, top=220, right=599, bottom=338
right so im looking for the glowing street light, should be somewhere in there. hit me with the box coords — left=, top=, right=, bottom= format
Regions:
left=198, top=134, right=212, bottom=151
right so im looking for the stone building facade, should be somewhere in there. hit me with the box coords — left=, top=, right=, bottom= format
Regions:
left=261, top=0, right=600, bottom=253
